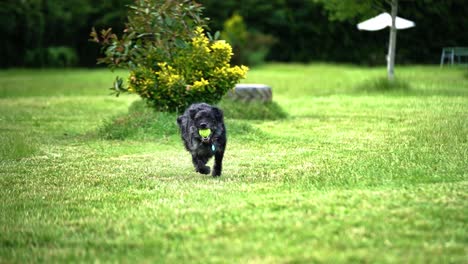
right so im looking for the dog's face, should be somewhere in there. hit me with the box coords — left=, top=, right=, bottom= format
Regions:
left=190, top=106, right=223, bottom=142
left=193, top=110, right=216, bottom=142
left=177, top=103, right=224, bottom=144
left=193, top=110, right=217, bottom=130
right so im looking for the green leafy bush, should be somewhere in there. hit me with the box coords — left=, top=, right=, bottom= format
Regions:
left=221, top=13, right=276, bottom=66
left=25, top=46, right=78, bottom=67
left=46, top=46, right=78, bottom=67
left=91, top=0, right=248, bottom=112
left=219, top=99, right=287, bottom=120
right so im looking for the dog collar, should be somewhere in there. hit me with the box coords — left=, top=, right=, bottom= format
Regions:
left=201, top=138, right=216, bottom=152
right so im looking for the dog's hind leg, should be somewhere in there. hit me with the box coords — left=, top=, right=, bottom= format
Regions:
left=192, top=155, right=210, bottom=175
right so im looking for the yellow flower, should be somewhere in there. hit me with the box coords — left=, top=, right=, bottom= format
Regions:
left=210, top=40, right=234, bottom=64
left=194, top=26, right=204, bottom=35
left=211, top=40, right=233, bottom=55
left=192, top=77, right=209, bottom=91
left=227, top=65, right=249, bottom=78
left=192, top=27, right=209, bottom=49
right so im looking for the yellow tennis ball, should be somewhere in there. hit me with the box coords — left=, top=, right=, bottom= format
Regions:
left=199, top=129, right=211, bottom=138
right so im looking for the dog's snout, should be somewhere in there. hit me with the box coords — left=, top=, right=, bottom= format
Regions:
left=200, top=123, right=208, bottom=129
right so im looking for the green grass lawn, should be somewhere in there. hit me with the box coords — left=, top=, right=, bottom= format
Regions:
left=0, top=64, right=467, bottom=263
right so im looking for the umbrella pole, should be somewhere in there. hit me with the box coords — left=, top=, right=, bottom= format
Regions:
left=387, top=0, right=398, bottom=81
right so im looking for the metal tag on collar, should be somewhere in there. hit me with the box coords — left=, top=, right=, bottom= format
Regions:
left=211, top=144, right=216, bottom=152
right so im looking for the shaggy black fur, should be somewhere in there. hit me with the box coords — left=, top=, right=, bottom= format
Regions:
left=176, top=103, right=226, bottom=177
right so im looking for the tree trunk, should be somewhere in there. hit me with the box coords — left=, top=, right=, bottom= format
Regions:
left=387, top=0, right=398, bottom=81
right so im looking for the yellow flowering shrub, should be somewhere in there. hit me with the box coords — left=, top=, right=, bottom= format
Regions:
left=124, top=27, right=248, bottom=112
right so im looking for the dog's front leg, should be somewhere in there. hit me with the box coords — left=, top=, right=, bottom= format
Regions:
left=212, top=151, right=224, bottom=177
left=192, top=155, right=210, bottom=174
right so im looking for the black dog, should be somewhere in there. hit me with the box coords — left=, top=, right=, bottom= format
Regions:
left=176, top=103, right=226, bottom=177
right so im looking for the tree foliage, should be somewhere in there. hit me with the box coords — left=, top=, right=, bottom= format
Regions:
left=1, top=0, right=468, bottom=67
left=313, top=0, right=381, bottom=21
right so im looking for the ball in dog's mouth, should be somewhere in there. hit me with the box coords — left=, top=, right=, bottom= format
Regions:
left=199, top=129, right=211, bottom=142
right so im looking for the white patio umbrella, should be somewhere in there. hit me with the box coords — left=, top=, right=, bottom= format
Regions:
left=357, top=12, right=415, bottom=31
left=357, top=8, right=415, bottom=81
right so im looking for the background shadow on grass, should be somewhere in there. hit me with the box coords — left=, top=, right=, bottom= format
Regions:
left=353, top=77, right=412, bottom=94
left=0, top=131, right=40, bottom=160
left=98, top=99, right=276, bottom=141
left=353, top=75, right=468, bottom=97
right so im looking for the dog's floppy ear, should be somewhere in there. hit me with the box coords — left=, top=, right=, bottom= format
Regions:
left=176, top=115, right=184, bottom=126
left=212, top=106, right=224, bottom=122
left=177, top=115, right=187, bottom=128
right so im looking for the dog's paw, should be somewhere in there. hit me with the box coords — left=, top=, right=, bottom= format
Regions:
left=212, top=170, right=221, bottom=177
left=197, top=166, right=211, bottom=175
